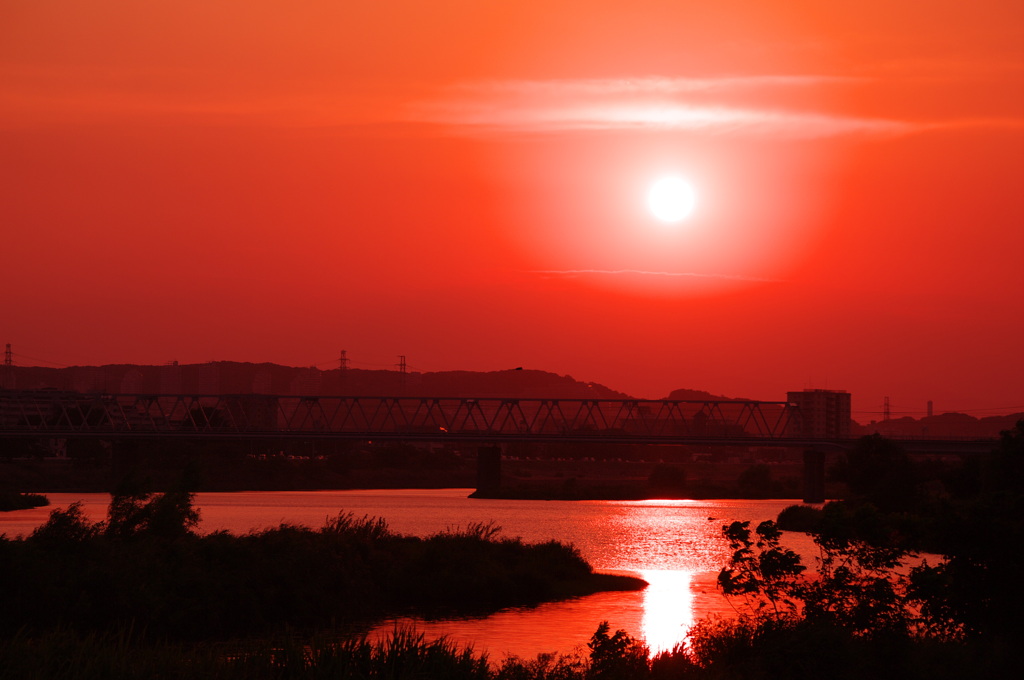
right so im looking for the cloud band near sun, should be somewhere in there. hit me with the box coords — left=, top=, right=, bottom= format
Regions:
left=402, top=76, right=915, bottom=138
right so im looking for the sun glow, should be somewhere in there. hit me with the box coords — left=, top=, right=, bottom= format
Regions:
left=648, top=176, right=696, bottom=222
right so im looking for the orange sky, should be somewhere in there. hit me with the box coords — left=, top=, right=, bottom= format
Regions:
left=2, top=0, right=1022, bottom=419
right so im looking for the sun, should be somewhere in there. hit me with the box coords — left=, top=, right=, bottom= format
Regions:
left=647, top=176, right=696, bottom=222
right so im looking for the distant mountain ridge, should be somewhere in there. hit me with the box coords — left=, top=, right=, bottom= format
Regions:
left=662, top=387, right=748, bottom=402
left=855, top=411, right=1022, bottom=439
left=3, top=362, right=633, bottom=400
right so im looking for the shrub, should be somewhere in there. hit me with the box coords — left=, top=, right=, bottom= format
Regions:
left=0, top=492, right=49, bottom=512
left=775, top=504, right=822, bottom=533
left=29, top=501, right=98, bottom=544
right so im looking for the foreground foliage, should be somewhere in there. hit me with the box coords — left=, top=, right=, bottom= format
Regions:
left=0, top=487, right=642, bottom=641
left=775, top=421, right=1024, bottom=641
left=5, top=426, right=1019, bottom=678
left=0, top=618, right=1008, bottom=680
left=5, top=502, right=1012, bottom=679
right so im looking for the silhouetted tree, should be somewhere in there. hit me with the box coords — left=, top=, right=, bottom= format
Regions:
left=27, top=501, right=97, bottom=544
left=836, top=434, right=917, bottom=511
left=586, top=621, right=649, bottom=680
left=737, top=464, right=773, bottom=498
left=105, top=469, right=199, bottom=539
left=717, top=520, right=805, bottom=618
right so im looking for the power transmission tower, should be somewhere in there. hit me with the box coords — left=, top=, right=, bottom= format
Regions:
left=339, top=350, right=348, bottom=371
left=2, top=343, right=12, bottom=390
left=883, top=396, right=891, bottom=421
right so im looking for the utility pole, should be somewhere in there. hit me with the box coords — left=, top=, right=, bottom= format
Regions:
left=2, top=343, right=12, bottom=390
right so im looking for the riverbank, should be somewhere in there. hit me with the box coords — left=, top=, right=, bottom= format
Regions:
left=1, top=492, right=646, bottom=642
left=1, top=448, right=827, bottom=500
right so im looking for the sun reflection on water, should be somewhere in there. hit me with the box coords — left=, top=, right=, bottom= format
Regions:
left=638, top=569, right=695, bottom=654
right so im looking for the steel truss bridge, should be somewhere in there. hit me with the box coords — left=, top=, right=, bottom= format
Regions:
left=3, top=390, right=1001, bottom=505
left=0, top=390, right=998, bottom=453
left=1, top=391, right=798, bottom=443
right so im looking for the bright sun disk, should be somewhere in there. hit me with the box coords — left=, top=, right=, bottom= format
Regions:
left=648, top=176, right=696, bottom=222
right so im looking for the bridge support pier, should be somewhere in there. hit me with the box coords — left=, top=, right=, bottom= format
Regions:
left=476, top=445, right=502, bottom=494
left=802, top=449, right=826, bottom=504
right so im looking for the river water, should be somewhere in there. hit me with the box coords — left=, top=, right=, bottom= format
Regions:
left=0, top=489, right=817, bottom=660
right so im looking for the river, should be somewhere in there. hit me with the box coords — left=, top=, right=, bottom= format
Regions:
left=0, top=489, right=817, bottom=660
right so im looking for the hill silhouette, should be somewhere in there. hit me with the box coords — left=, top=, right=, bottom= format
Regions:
left=5, top=362, right=632, bottom=400
left=662, top=387, right=746, bottom=401
left=855, top=411, right=1022, bottom=439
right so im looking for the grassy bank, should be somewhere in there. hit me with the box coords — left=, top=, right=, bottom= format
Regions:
left=0, top=491, right=644, bottom=642
left=0, top=491, right=48, bottom=511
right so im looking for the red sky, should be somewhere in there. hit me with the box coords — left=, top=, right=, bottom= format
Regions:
left=2, top=0, right=1022, bottom=420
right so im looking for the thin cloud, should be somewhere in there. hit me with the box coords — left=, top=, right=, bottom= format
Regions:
left=403, top=76, right=916, bottom=138
left=410, top=102, right=914, bottom=138
left=530, top=269, right=780, bottom=283
left=450, top=75, right=864, bottom=96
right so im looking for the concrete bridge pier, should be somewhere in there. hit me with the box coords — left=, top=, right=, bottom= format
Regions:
left=476, top=445, right=502, bottom=494
left=802, top=449, right=826, bottom=504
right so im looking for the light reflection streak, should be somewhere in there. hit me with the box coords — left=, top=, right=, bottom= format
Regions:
left=638, top=569, right=695, bottom=655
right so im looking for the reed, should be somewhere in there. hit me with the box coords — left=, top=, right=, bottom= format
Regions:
left=0, top=500, right=644, bottom=641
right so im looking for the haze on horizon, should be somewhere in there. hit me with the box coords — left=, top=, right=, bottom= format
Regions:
left=2, top=1, right=1022, bottom=417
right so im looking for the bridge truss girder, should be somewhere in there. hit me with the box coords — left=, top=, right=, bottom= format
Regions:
left=0, top=391, right=799, bottom=443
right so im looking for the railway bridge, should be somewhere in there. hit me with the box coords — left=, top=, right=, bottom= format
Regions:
left=0, top=390, right=999, bottom=502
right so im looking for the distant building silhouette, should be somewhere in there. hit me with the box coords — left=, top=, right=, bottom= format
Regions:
left=787, top=389, right=851, bottom=438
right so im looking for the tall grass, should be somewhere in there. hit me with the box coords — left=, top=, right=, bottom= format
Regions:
left=0, top=505, right=644, bottom=641
left=0, top=628, right=224, bottom=680
left=6, top=619, right=998, bottom=680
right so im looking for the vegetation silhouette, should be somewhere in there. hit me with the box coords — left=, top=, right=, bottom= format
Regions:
left=0, top=491, right=47, bottom=511
left=0, top=476, right=644, bottom=642
left=2, top=426, right=1019, bottom=678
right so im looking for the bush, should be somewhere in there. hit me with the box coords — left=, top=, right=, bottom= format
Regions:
left=0, top=492, right=49, bottom=512
left=28, top=501, right=98, bottom=544
left=774, top=504, right=822, bottom=533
